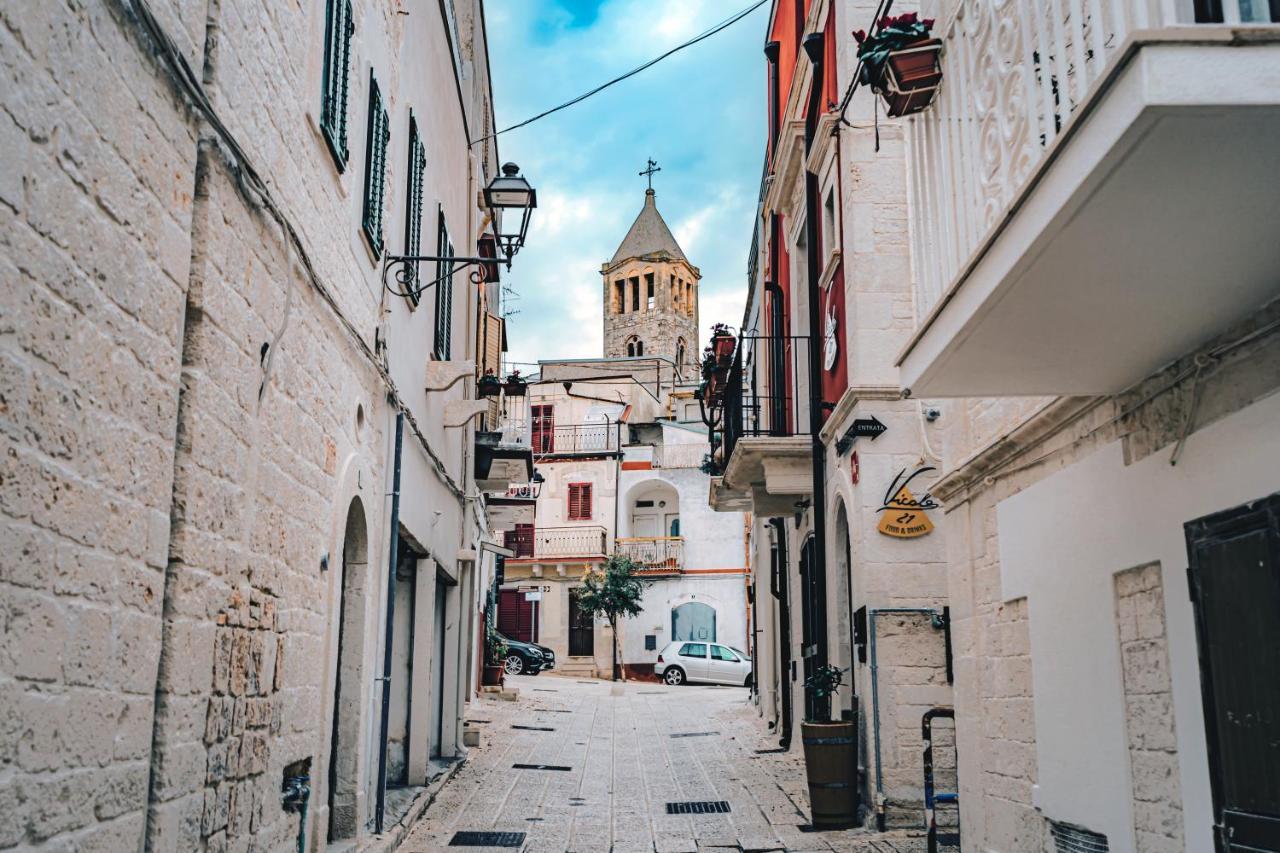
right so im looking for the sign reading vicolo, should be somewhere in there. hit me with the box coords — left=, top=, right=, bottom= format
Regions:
left=877, top=466, right=938, bottom=538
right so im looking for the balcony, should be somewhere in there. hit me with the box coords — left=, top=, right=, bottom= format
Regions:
left=501, top=526, right=609, bottom=561
left=616, top=537, right=684, bottom=574
left=652, top=443, right=709, bottom=470
left=707, top=335, right=814, bottom=515
left=898, top=1, right=1280, bottom=396
left=475, top=395, right=534, bottom=492
left=485, top=482, right=538, bottom=533
left=533, top=423, right=619, bottom=457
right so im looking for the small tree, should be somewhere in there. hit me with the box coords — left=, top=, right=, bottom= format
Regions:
left=576, top=555, right=648, bottom=681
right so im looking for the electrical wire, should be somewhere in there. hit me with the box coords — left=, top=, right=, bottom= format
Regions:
left=474, top=0, right=769, bottom=145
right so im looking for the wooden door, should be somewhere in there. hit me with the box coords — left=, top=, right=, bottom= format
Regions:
left=1186, top=494, right=1280, bottom=852
left=568, top=587, right=594, bottom=657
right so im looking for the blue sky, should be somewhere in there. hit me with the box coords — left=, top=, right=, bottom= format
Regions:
left=485, top=0, right=768, bottom=368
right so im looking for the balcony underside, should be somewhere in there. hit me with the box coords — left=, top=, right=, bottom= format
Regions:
left=475, top=444, right=534, bottom=493
left=709, top=437, right=812, bottom=515
left=485, top=496, right=535, bottom=531
left=899, top=39, right=1280, bottom=397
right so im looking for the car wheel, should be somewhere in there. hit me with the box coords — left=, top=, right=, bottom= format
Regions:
left=743, top=674, right=753, bottom=688
left=504, top=654, right=524, bottom=676
left=663, top=667, right=685, bottom=686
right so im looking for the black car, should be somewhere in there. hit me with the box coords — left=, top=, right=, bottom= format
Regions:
left=499, top=634, right=555, bottom=675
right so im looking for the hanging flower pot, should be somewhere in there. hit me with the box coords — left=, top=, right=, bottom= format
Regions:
left=477, top=373, right=502, bottom=397
left=710, top=323, right=736, bottom=363
left=855, top=13, right=942, bottom=118
left=503, top=371, right=527, bottom=397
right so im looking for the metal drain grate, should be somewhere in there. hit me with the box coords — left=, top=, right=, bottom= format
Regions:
left=448, top=831, right=526, bottom=847
left=511, top=724, right=555, bottom=731
left=669, top=731, right=720, bottom=738
left=1049, top=820, right=1109, bottom=852
left=666, top=801, right=731, bottom=815
left=512, top=763, right=572, bottom=771
left=753, top=747, right=787, bottom=754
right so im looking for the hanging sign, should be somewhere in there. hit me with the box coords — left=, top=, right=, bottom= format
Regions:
left=877, top=466, right=938, bottom=538
left=823, top=303, right=839, bottom=371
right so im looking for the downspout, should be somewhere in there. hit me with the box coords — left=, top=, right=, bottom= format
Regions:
left=374, top=412, right=404, bottom=835
left=868, top=607, right=945, bottom=831
left=801, top=30, right=830, bottom=718
left=770, top=518, right=793, bottom=749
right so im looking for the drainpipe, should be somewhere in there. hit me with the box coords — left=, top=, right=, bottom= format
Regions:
left=374, top=412, right=404, bottom=835
left=868, top=607, right=945, bottom=831
left=765, top=41, right=781, bottom=153
left=801, top=30, right=831, bottom=719
left=770, top=519, right=793, bottom=749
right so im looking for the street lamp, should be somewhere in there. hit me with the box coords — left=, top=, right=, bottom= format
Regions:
left=383, top=162, right=537, bottom=300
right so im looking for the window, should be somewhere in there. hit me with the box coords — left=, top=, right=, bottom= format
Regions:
left=614, top=280, right=625, bottom=313
left=403, top=113, right=427, bottom=304
left=822, top=186, right=836, bottom=258
left=433, top=208, right=454, bottom=359
left=567, top=482, right=592, bottom=521
left=711, top=645, right=738, bottom=662
left=676, top=338, right=686, bottom=370
left=631, top=277, right=640, bottom=312
left=360, top=72, right=390, bottom=257
left=625, top=335, right=640, bottom=357
left=531, top=405, right=554, bottom=454
left=645, top=273, right=655, bottom=310
left=679, top=643, right=707, bottom=658
left=320, top=0, right=354, bottom=169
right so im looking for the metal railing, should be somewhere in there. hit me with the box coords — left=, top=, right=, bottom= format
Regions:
left=712, top=335, right=812, bottom=467
left=533, top=423, right=618, bottom=456
left=501, top=526, right=609, bottom=560
left=493, top=395, right=531, bottom=446
left=653, top=443, right=710, bottom=469
left=616, top=537, right=685, bottom=571
left=907, top=0, right=1277, bottom=317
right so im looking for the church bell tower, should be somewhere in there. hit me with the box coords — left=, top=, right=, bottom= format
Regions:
left=601, top=174, right=700, bottom=376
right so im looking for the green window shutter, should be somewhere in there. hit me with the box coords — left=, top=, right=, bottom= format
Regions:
left=361, top=72, right=389, bottom=258
left=434, top=208, right=454, bottom=360
left=404, top=114, right=427, bottom=304
left=320, top=0, right=353, bottom=169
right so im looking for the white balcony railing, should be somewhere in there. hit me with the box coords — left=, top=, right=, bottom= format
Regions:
left=907, top=0, right=1274, bottom=317
left=502, top=526, right=609, bottom=560
left=653, top=443, right=710, bottom=470
left=616, top=537, right=685, bottom=571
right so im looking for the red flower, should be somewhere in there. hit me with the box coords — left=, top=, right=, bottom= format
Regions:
left=853, top=28, right=866, bottom=43
left=899, top=11, right=919, bottom=24
left=923, top=18, right=936, bottom=30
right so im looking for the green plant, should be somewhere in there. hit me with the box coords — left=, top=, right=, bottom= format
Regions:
left=803, top=664, right=845, bottom=723
left=575, top=555, right=649, bottom=681
left=485, top=625, right=508, bottom=666
left=854, top=12, right=936, bottom=89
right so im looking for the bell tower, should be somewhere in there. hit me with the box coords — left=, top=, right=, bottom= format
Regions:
left=601, top=180, right=700, bottom=376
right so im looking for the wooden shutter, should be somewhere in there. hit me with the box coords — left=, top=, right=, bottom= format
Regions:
left=320, top=0, right=354, bottom=169
left=403, top=114, right=426, bottom=304
left=360, top=72, right=389, bottom=257
left=568, top=483, right=592, bottom=521
left=483, top=314, right=503, bottom=377
left=434, top=209, right=454, bottom=359
left=532, top=405, right=554, bottom=454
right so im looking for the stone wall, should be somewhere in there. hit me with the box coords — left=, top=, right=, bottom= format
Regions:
left=602, top=257, right=699, bottom=365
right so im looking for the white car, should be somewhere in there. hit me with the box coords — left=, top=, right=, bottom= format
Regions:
left=654, top=641, right=752, bottom=686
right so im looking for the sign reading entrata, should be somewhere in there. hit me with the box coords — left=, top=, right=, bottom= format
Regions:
left=836, top=416, right=887, bottom=453
left=877, top=466, right=938, bottom=538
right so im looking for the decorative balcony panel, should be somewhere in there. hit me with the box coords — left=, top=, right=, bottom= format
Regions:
left=900, top=0, right=1280, bottom=395
left=616, top=537, right=684, bottom=573
left=501, top=526, right=609, bottom=560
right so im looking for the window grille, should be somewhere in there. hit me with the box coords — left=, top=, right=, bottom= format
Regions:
left=1049, top=820, right=1108, bottom=853
left=568, top=483, right=593, bottom=520
left=361, top=72, right=390, bottom=258
left=320, top=0, right=353, bottom=169
left=434, top=208, right=454, bottom=359
left=403, top=113, right=427, bottom=304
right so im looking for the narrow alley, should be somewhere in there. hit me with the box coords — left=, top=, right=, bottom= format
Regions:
left=397, top=677, right=934, bottom=853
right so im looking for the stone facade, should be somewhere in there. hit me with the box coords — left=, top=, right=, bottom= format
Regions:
left=1, top=0, right=503, bottom=850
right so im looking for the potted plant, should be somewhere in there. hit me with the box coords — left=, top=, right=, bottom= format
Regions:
left=710, top=323, right=736, bottom=363
left=482, top=626, right=507, bottom=687
left=503, top=369, right=527, bottom=397
left=854, top=12, right=941, bottom=118
left=477, top=370, right=502, bottom=397
left=800, top=665, right=859, bottom=827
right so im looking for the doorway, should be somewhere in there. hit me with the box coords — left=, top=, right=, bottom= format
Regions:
left=328, top=498, right=368, bottom=842
left=1186, top=494, right=1280, bottom=852
left=672, top=601, right=716, bottom=642
left=429, top=576, right=447, bottom=758
left=568, top=587, right=594, bottom=657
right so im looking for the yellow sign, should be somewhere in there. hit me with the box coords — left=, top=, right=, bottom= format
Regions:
left=876, top=467, right=938, bottom=538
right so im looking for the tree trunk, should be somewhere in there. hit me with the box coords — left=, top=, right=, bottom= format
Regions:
left=610, top=615, right=619, bottom=681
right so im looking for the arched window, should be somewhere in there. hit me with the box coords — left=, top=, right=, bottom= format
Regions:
left=672, top=601, right=715, bottom=642
left=636, top=340, right=644, bottom=356
left=625, top=335, right=640, bottom=357
left=676, top=338, right=687, bottom=370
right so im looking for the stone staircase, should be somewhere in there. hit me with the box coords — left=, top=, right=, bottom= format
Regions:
left=556, top=656, right=597, bottom=678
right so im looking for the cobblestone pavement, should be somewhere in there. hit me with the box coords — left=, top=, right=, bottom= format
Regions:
left=399, top=676, right=929, bottom=852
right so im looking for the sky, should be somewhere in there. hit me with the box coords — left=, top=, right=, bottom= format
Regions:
left=485, top=0, right=768, bottom=369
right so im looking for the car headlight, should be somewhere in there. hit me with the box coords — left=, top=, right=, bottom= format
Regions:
left=528, top=647, right=543, bottom=657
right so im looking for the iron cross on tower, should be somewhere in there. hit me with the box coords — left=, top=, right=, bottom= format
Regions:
left=639, top=158, right=661, bottom=190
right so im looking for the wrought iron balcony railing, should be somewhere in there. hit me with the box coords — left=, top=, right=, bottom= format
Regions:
left=708, top=335, right=812, bottom=467
left=616, top=537, right=684, bottom=572
left=533, top=423, right=619, bottom=456
left=502, top=526, right=609, bottom=560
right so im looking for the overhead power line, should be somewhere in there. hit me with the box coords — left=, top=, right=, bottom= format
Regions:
left=477, top=0, right=768, bottom=145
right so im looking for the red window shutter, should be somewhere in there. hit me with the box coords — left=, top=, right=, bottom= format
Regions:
left=532, top=405, right=554, bottom=454
left=568, top=482, right=592, bottom=521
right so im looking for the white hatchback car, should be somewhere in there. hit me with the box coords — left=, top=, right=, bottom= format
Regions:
left=654, top=641, right=752, bottom=686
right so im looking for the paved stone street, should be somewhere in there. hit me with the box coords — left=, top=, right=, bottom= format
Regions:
left=399, top=676, right=929, bottom=852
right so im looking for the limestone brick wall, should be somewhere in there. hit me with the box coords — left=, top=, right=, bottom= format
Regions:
left=1114, top=563, right=1184, bottom=853
left=0, top=1, right=201, bottom=848
left=602, top=257, right=699, bottom=365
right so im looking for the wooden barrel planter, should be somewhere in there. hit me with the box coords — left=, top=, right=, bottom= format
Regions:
left=800, top=719, right=859, bottom=827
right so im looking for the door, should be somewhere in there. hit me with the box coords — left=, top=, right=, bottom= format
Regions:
left=676, top=642, right=711, bottom=681
left=498, top=589, right=538, bottom=643
left=708, top=644, right=747, bottom=685
left=631, top=514, right=658, bottom=537
left=568, top=587, right=594, bottom=657
left=672, top=601, right=716, bottom=642
left=429, top=578, right=447, bottom=758
left=531, top=405, right=554, bottom=454
left=1186, top=494, right=1280, bottom=852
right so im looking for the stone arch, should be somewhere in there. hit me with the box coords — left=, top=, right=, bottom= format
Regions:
left=671, top=600, right=717, bottom=642
left=625, top=334, right=642, bottom=357
left=328, top=496, right=369, bottom=841
left=621, top=477, right=679, bottom=538
left=676, top=337, right=687, bottom=372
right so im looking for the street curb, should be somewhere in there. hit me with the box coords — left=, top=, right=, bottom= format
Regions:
left=358, top=755, right=468, bottom=853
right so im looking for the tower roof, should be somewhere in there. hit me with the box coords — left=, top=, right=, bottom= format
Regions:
left=610, top=189, right=687, bottom=264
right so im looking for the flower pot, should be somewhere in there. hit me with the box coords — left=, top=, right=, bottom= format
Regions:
left=880, top=39, right=942, bottom=118
left=503, top=380, right=527, bottom=397
left=800, top=719, right=860, bottom=827
left=482, top=664, right=505, bottom=686
left=712, top=335, right=735, bottom=360
left=477, top=378, right=502, bottom=398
